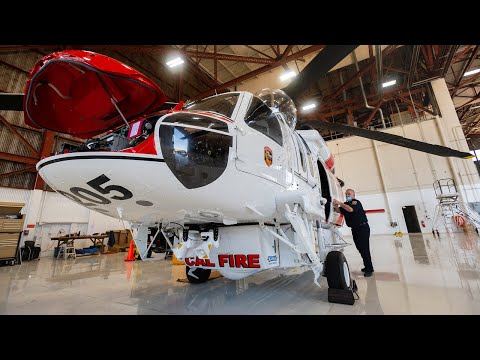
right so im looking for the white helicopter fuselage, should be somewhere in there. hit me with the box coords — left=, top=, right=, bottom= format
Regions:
left=37, top=90, right=347, bottom=283
left=26, top=49, right=353, bottom=289
left=37, top=92, right=343, bottom=227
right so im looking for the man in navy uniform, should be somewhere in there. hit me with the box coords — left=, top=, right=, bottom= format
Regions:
left=333, top=188, right=374, bottom=277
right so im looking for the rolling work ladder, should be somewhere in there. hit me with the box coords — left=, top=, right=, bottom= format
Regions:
left=432, top=178, right=480, bottom=234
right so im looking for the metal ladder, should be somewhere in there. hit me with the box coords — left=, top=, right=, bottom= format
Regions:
left=432, top=178, right=480, bottom=233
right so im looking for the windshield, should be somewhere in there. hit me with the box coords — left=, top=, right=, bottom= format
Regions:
left=183, top=93, right=239, bottom=118
left=159, top=114, right=232, bottom=189
left=244, top=96, right=283, bottom=146
left=255, top=88, right=297, bottom=129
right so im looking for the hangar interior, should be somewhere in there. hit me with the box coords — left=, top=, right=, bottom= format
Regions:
left=1, top=45, right=480, bottom=314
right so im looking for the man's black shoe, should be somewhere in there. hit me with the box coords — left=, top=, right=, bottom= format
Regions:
left=364, top=271, right=374, bottom=277
left=361, top=268, right=366, bottom=272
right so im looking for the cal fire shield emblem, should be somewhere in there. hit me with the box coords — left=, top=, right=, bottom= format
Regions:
left=264, top=146, right=273, bottom=166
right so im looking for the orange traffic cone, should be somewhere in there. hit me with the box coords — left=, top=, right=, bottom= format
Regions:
left=125, top=241, right=135, bottom=261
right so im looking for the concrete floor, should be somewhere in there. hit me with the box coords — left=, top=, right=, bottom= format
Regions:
left=1, top=231, right=480, bottom=315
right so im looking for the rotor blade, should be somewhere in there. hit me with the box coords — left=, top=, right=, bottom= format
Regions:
left=283, top=45, right=359, bottom=101
left=314, top=121, right=473, bottom=159
left=0, top=93, right=24, bottom=111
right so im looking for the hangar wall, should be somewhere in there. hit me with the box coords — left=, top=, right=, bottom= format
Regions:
left=0, top=187, right=130, bottom=256
left=328, top=79, right=480, bottom=236
left=0, top=187, right=30, bottom=204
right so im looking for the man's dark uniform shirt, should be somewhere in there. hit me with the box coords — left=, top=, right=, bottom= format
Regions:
left=340, top=199, right=368, bottom=228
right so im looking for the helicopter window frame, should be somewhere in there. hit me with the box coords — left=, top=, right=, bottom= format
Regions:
left=290, top=133, right=303, bottom=178
left=293, top=133, right=308, bottom=174
left=183, top=93, right=240, bottom=119
left=297, top=133, right=316, bottom=176
left=244, top=96, right=284, bottom=146
left=161, top=113, right=229, bottom=133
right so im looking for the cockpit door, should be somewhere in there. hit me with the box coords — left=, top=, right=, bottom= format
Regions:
left=235, top=96, right=286, bottom=187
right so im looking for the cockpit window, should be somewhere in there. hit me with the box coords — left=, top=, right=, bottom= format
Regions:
left=244, top=96, right=283, bottom=146
left=162, top=113, right=228, bottom=133
left=159, top=112, right=232, bottom=189
left=183, top=93, right=239, bottom=118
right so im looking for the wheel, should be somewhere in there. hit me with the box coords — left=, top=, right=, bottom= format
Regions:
left=325, top=251, right=351, bottom=289
left=186, top=266, right=211, bottom=284
left=9, top=260, right=15, bottom=266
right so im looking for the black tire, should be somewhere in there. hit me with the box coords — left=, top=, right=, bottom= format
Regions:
left=186, top=266, right=211, bottom=284
left=9, top=260, right=15, bottom=266
left=325, top=251, right=351, bottom=289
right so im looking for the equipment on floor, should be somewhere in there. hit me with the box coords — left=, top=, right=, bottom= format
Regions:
left=107, top=230, right=133, bottom=253
left=325, top=250, right=359, bottom=305
left=432, top=178, right=480, bottom=234
left=75, top=246, right=100, bottom=255
left=125, top=241, right=135, bottom=261
left=20, top=240, right=41, bottom=261
left=0, top=202, right=25, bottom=266
left=328, top=279, right=359, bottom=306
left=56, top=239, right=76, bottom=259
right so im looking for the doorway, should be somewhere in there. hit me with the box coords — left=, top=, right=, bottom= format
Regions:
left=317, top=160, right=331, bottom=221
left=402, top=206, right=421, bottom=233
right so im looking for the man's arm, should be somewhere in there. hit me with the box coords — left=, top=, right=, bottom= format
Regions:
left=333, top=199, right=354, bottom=213
left=333, top=202, right=341, bottom=213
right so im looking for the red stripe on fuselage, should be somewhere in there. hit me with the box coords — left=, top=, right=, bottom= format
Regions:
left=119, top=134, right=157, bottom=155
left=325, top=154, right=334, bottom=170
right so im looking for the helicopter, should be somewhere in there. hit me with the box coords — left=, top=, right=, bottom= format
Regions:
left=4, top=47, right=473, bottom=294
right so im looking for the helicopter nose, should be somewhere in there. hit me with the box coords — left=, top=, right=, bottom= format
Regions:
left=158, top=111, right=233, bottom=189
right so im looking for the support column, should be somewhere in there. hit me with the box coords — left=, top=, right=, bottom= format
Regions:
left=430, top=78, right=480, bottom=203
left=21, top=189, right=45, bottom=245
left=372, top=140, right=394, bottom=226
left=34, top=130, right=56, bottom=190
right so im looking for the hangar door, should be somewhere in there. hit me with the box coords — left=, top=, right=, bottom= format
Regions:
left=402, top=206, right=421, bottom=233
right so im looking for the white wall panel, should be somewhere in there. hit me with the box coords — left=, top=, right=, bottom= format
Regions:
left=39, top=192, right=90, bottom=224
left=376, top=142, right=417, bottom=190
left=0, top=187, right=30, bottom=204
left=332, top=146, right=383, bottom=194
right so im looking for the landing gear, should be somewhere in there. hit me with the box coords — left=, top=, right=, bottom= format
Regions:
left=134, top=247, right=152, bottom=260
left=325, top=251, right=351, bottom=289
left=186, top=266, right=211, bottom=284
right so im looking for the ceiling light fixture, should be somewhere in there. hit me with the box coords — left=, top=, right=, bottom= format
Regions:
left=166, top=57, right=184, bottom=68
left=464, top=68, right=480, bottom=77
left=302, top=103, right=316, bottom=111
left=280, top=70, right=296, bottom=81
left=382, top=79, right=397, bottom=88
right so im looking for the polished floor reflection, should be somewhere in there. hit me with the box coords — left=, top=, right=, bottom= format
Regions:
left=1, top=231, right=480, bottom=314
